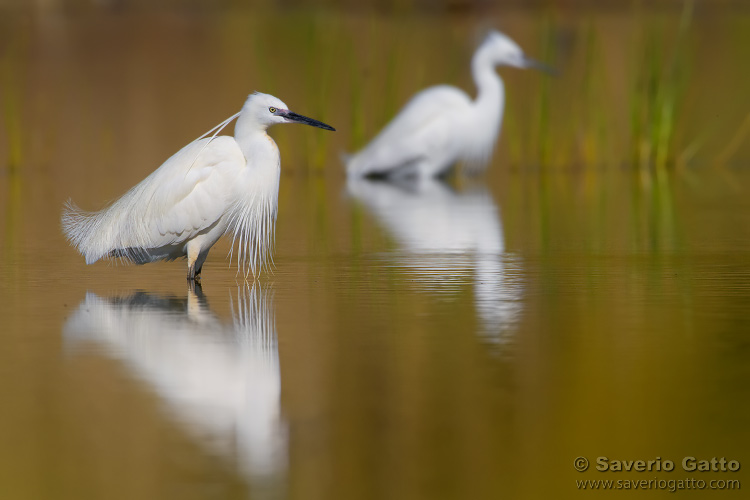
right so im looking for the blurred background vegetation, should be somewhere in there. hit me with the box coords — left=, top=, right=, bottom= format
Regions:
left=1, top=0, right=749, bottom=178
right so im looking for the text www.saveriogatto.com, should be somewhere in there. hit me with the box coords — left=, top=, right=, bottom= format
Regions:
left=574, top=456, right=741, bottom=492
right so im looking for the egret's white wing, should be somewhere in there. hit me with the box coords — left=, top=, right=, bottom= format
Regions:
left=63, top=136, right=246, bottom=264
left=143, top=136, right=246, bottom=246
left=347, top=86, right=471, bottom=176
left=365, top=86, right=470, bottom=153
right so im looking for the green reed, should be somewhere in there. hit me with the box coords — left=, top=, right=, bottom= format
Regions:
left=577, top=21, right=611, bottom=168
left=498, top=1, right=710, bottom=172
left=381, top=34, right=401, bottom=135
left=348, top=44, right=366, bottom=154
left=301, top=12, right=337, bottom=172
left=629, top=1, right=693, bottom=173
left=715, top=111, right=750, bottom=168
left=535, top=14, right=556, bottom=169
left=347, top=20, right=369, bottom=154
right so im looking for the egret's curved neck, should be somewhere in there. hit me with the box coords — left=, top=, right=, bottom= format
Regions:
left=234, top=113, right=274, bottom=163
left=462, top=43, right=506, bottom=169
left=471, top=45, right=505, bottom=112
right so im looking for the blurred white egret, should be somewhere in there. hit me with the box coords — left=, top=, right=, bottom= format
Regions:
left=345, top=30, right=552, bottom=179
left=62, top=92, right=335, bottom=281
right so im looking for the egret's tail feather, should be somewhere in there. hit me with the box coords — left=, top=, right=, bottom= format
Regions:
left=461, top=155, right=493, bottom=176
left=61, top=199, right=147, bottom=266
left=344, top=153, right=374, bottom=179
left=108, top=247, right=156, bottom=265
left=339, top=151, right=353, bottom=167
left=62, top=200, right=105, bottom=264
left=341, top=150, right=360, bottom=178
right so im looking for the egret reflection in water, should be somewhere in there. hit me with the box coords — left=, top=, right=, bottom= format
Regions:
left=63, top=283, right=287, bottom=486
left=347, top=177, right=524, bottom=343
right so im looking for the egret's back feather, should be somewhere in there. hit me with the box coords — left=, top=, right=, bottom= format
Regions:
left=62, top=136, right=247, bottom=266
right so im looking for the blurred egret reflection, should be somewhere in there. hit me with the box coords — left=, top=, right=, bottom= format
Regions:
left=63, top=284, right=287, bottom=484
left=347, top=177, right=524, bottom=343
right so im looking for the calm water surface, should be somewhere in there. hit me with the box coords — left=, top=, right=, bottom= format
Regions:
left=1, top=4, right=749, bottom=500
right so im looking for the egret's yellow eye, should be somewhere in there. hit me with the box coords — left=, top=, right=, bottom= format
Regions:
left=269, top=107, right=277, bottom=113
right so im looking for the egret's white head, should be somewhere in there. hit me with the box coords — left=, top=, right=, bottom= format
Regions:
left=239, top=92, right=335, bottom=132
left=480, top=30, right=554, bottom=73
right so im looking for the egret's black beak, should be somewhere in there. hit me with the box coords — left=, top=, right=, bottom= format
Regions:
left=522, top=56, right=557, bottom=76
left=283, top=111, right=336, bottom=131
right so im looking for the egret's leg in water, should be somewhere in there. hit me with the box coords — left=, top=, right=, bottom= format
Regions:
left=194, top=251, right=209, bottom=281
left=187, top=278, right=203, bottom=296
left=187, top=239, right=201, bottom=281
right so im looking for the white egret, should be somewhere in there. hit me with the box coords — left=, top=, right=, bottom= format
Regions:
left=344, top=30, right=552, bottom=179
left=62, top=92, right=335, bottom=281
